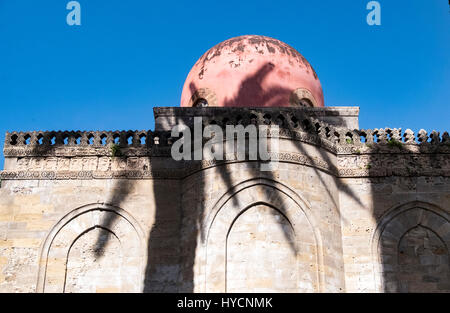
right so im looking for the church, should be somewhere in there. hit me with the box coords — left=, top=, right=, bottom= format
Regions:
left=0, top=35, right=449, bottom=293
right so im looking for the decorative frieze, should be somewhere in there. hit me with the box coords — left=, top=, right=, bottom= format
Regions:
left=2, top=108, right=449, bottom=179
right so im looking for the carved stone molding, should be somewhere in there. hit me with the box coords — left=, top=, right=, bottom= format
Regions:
left=2, top=148, right=450, bottom=180
left=3, top=108, right=449, bottom=179
left=337, top=153, right=450, bottom=178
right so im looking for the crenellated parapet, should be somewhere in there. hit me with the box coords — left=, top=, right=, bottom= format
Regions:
left=154, top=106, right=449, bottom=150
left=4, top=129, right=174, bottom=148
left=1, top=107, right=450, bottom=180
left=4, top=124, right=450, bottom=157
left=3, top=130, right=174, bottom=157
left=332, top=128, right=450, bottom=154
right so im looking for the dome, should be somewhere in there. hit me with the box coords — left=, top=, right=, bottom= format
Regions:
left=180, top=35, right=324, bottom=108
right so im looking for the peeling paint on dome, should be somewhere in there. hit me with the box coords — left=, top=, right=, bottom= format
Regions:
left=181, top=35, right=324, bottom=107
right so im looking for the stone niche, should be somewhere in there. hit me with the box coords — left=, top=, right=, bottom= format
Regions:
left=202, top=179, right=321, bottom=293
left=373, top=203, right=450, bottom=293
left=37, top=204, right=145, bottom=293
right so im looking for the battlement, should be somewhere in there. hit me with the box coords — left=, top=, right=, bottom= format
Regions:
left=3, top=107, right=449, bottom=157
left=1, top=107, right=449, bottom=181
left=4, top=129, right=167, bottom=149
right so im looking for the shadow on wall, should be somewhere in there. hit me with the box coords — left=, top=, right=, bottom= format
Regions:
left=90, top=62, right=364, bottom=293
left=348, top=128, right=450, bottom=292
left=90, top=62, right=450, bottom=293
left=368, top=143, right=450, bottom=295
left=374, top=201, right=450, bottom=292
left=5, top=64, right=448, bottom=292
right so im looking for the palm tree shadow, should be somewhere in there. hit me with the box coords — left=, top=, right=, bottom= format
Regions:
left=93, top=62, right=371, bottom=293
left=8, top=61, right=444, bottom=293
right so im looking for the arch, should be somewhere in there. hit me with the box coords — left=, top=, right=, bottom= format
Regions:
left=289, top=88, right=318, bottom=107
left=36, top=203, right=145, bottom=293
left=188, top=88, right=218, bottom=107
left=371, top=201, right=450, bottom=292
left=193, top=98, right=209, bottom=108
left=202, top=178, right=324, bottom=292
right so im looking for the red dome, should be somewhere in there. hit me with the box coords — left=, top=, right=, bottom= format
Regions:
left=180, top=35, right=324, bottom=108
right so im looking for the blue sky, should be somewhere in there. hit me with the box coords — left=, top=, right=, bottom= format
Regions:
left=0, top=0, right=449, bottom=168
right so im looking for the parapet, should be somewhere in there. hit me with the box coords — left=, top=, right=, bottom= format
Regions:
left=1, top=107, right=449, bottom=179
left=154, top=106, right=360, bottom=131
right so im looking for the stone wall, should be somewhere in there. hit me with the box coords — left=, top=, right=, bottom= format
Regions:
left=340, top=178, right=450, bottom=292
left=0, top=179, right=181, bottom=292
left=0, top=106, right=449, bottom=293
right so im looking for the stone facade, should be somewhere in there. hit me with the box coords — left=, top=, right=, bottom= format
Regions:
left=0, top=106, right=449, bottom=293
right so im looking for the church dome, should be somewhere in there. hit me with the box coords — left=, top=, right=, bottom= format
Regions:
left=180, top=35, right=324, bottom=108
